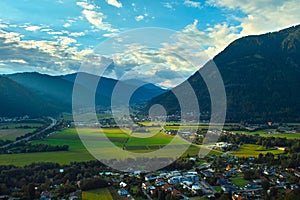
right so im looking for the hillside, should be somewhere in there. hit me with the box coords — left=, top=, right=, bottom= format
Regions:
left=147, top=25, right=300, bottom=122
left=60, top=72, right=166, bottom=104
left=7, top=72, right=110, bottom=109
left=0, top=76, right=57, bottom=117
left=1, top=72, right=166, bottom=117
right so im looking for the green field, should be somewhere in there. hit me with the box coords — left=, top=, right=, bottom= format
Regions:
left=231, top=177, right=249, bottom=188
left=0, top=128, right=36, bottom=141
left=0, top=127, right=219, bottom=166
left=0, top=122, right=44, bottom=141
left=82, top=188, right=113, bottom=200
left=0, top=126, right=285, bottom=166
left=231, top=144, right=284, bottom=157
left=0, top=123, right=44, bottom=129
left=232, top=130, right=300, bottom=139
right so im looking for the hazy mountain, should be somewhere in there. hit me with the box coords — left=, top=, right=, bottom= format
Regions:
left=146, top=25, right=300, bottom=122
left=60, top=72, right=166, bottom=104
left=0, top=76, right=57, bottom=117
left=7, top=72, right=110, bottom=109
left=1, top=72, right=166, bottom=116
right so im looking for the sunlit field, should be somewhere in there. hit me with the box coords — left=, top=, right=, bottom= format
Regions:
left=0, top=127, right=219, bottom=166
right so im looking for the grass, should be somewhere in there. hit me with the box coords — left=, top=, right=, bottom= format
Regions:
left=82, top=188, right=113, bottom=200
left=231, top=144, right=284, bottom=158
left=0, top=123, right=44, bottom=129
left=0, top=122, right=44, bottom=141
left=0, top=128, right=36, bottom=141
left=0, top=127, right=211, bottom=166
left=232, top=130, right=300, bottom=139
left=214, top=186, right=222, bottom=192
left=231, top=177, right=249, bottom=188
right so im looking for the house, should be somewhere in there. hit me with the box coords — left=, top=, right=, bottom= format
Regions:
left=118, top=189, right=128, bottom=196
left=40, top=191, right=51, bottom=200
left=226, top=165, right=232, bottom=171
left=155, top=180, right=166, bottom=187
left=185, top=174, right=199, bottom=182
left=221, top=185, right=237, bottom=192
left=134, top=170, right=141, bottom=175
left=294, top=171, right=300, bottom=178
left=168, top=176, right=181, bottom=185
left=120, top=181, right=127, bottom=188
left=145, top=174, right=158, bottom=181
left=171, top=189, right=181, bottom=196
left=142, top=182, right=152, bottom=190
left=201, top=170, right=213, bottom=178
left=189, top=157, right=197, bottom=162
left=191, top=185, right=201, bottom=191
left=69, top=191, right=80, bottom=200
left=69, top=196, right=79, bottom=200
left=232, top=194, right=244, bottom=200
left=162, top=184, right=172, bottom=191
left=150, top=188, right=157, bottom=195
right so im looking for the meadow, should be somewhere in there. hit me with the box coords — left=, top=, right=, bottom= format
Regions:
left=231, top=144, right=284, bottom=158
left=232, top=130, right=300, bottom=139
left=82, top=188, right=114, bottom=200
left=0, top=127, right=218, bottom=166
left=0, top=122, right=44, bottom=141
left=230, top=176, right=249, bottom=188
left=0, top=123, right=288, bottom=166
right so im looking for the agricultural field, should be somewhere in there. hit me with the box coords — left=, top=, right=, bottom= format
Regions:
left=82, top=188, right=114, bottom=200
left=231, top=144, right=284, bottom=158
left=0, top=127, right=221, bottom=166
left=0, top=122, right=44, bottom=141
left=232, top=130, right=300, bottom=139
left=0, top=121, right=288, bottom=166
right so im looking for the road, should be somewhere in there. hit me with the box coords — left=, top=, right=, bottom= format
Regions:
left=0, top=117, right=57, bottom=149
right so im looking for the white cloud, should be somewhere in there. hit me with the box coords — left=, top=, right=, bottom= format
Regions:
left=0, top=29, right=93, bottom=75
left=69, top=32, right=85, bottom=37
left=57, top=36, right=77, bottom=46
left=103, top=32, right=119, bottom=37
left=0, top=23, right=8, bottom=28
left=76, top=1, right=118, bottom=32
left=103, top=19, right=241, bottom=87
left=40, top=28, right=53, bottom=32
left=63, top=19, right=77, bottom=28
left=135, top=15, right=144, bottom=22
left=105, top=0, right=122, bottom=8
left=24, top=25, right=42, bottom=32
left=162, top=2, right=173, bottom=9
left=76, top=1, right=96, bottom=10
left=82, top=10, right=118, bottom=32
left=47, top=31, right=64, bottom=35
left=63, top=23, right=71, bottom=28
left=4, top=59, right=28, bottom=64
left=207, top=0, right=300, bottom=36
left=184, top=0, right=201, bottom=8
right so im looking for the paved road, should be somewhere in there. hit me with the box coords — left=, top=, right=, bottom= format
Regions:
left=0, top=117, right=57, bottom=149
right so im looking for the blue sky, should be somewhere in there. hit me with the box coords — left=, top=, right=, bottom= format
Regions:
left=0, top=0, right=299, bottom=87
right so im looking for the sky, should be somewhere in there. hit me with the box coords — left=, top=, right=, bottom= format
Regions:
left=0, top=0, right=299, bottom=87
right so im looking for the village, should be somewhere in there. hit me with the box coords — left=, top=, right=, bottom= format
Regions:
left=95, top=152, right=300, bottom=200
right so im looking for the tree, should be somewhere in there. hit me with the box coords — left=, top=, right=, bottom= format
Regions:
left=26, top=183, right=35, bottom=200
left=262, top=180, right=270, bottom=192
left=0, top=184, right=9, bottom=195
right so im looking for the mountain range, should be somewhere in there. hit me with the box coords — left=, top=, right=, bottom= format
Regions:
left=1, top=25, right=300, bottom=121
left=0, top=72, right=166, bottom=117
left=147, top=25, right=300, bottom=122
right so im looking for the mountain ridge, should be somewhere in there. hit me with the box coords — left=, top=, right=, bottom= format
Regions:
left=146, top=24, right=300, bottom=122
left=1, top=72, right=166, bottom=117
